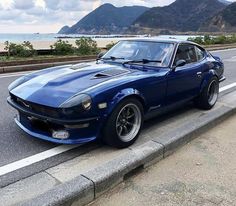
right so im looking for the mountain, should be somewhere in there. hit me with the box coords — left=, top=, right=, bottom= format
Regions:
left=200, top=2, right=236, bottom=32
left=59, top=3, right=149, bottom=34
left=133, top=0, right=226, bottom=32
left=58, top=26, right=70, bottom=34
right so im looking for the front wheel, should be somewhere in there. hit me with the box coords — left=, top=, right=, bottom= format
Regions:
left=194, top=76, right=219, bottom=110
left=102, top=98, right=144, bottom=148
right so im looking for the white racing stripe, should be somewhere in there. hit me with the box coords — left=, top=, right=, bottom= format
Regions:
left=0, top=82, right=236, bottom=177
left=0, top=145, right=79, bottom=176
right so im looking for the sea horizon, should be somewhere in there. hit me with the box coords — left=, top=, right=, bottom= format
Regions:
left=0, top=33, right=196, bottom=43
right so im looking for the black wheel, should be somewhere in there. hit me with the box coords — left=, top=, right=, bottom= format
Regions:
left=194, top=76, right=219, bottom=110
left=102, top=98, right=144, bottom=148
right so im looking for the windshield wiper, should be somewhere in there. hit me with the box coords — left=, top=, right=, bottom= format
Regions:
left=99, top=56, right=125, bottom=61
left=123, top=59, right=162, bottom=66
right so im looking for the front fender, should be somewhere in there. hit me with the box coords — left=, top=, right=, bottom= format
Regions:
left=200, top=69, right=218, bottom=93
left=107, top=88, right=146, bottom=116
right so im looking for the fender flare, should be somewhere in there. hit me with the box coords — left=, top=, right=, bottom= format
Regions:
left=200, top=70, right=218, bottom=93
left=107, top=88, right=147, bottom=116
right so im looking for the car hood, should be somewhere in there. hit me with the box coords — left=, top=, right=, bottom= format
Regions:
left=10, top=62, right=133, bottom=108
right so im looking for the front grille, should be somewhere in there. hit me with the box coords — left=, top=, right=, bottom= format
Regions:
left=11, top=94, right=60, bottom=118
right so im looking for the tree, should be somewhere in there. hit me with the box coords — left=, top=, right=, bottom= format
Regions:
left=75, top=37, right=100, bottom=55
left=4, top=41, right=36, bottom=57
left=50, top=40, right=75, bottom=55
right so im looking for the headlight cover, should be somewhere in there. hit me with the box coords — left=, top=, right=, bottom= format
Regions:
left=59, top=94, right=92, bottom=110
left=8, top=76, right=27, bottom=91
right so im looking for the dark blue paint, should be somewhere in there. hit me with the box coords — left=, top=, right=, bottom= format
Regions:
left=8, top=39, right=225, bottom=144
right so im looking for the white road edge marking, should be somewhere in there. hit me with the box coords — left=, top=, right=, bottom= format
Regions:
left=0, top=145, right=79, bottom=176
left=0, top=83, right=236, bottom=177
left=0, top=71, right=33, bottom=79
left=211, top=47, right=236, bottom=53
left=219, top=82, right=236, bottom=93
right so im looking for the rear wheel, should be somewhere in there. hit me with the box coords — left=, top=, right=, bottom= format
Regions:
left=102, top=98, right=143, bottom=148
left=194, top=76, right=219, bottom=110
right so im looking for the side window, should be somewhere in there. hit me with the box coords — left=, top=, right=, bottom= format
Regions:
left=174, top=44, right=197, bottom=66
left=195, top=46, right=205, bottom=61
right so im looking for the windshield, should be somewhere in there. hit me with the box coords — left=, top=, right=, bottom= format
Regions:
left=102, top=40, right=175, bottom=67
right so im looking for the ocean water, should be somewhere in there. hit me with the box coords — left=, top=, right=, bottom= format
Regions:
left=0, top=33, right=57, bottom=42
left=0, top=33, right=108, bottom=42
left=0, top=33, right=195, bottom=43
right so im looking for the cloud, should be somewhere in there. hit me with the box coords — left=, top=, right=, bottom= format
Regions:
left=44, top=0, right=95, bottom=11
left=0, top=0, right=235, bottom=33
left=0, top=0, right=13, bottom=9
left=13, top=0, right=35, bottom=10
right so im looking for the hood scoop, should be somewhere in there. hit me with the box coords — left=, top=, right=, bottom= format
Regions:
left=93, top=68, right=129, bottom=79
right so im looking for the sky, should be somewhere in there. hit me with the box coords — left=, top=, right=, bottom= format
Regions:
left=0, top=0, right=235, bottom=34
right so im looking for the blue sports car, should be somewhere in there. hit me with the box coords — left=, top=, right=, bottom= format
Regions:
left=8, top=39, right=225, bottom=148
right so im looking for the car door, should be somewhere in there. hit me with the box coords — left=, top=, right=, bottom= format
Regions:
left=166, top=43, right=203, bottom=105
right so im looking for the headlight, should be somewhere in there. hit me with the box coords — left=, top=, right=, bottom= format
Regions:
left=60, top=94, right=92, bottom=110
left=8, top=76, right=27, bottom=91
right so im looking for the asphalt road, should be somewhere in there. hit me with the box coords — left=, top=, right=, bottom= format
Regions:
left=0, top=48, right=236, bottom=188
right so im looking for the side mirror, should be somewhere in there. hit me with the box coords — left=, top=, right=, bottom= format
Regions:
left=175, top=59, right=186, bottom=68
left=97, top=52, right=105, bottom=60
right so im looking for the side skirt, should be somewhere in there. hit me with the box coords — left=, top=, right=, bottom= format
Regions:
left=144, top=98, right=193, bottom=121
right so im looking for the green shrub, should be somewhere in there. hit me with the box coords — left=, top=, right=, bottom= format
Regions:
left=188, top=34, right=236, bottom=45
left=75, top=37, right=100, bottom=55
left=203, top=35, right=212, bottom=45
left=4, top=41, right=36, bottom=57
left=187, top=37, right=204, bottom=45
left=50, top=40, right=75, bottom=55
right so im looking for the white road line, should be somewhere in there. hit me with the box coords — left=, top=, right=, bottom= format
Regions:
left=0, top=145, right=80, bottom=176
left=0, top=71, right=32, bottom=79
left=219, top=82, right=236, bottom=93
left=211, top=48, right=236, bottom=53
left=0, top=82, right=236, bottom=177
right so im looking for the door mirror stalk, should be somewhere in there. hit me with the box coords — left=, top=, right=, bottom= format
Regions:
left=173, top=59, right=186, bottom=70
left=97, top=52, right=105, bottom=60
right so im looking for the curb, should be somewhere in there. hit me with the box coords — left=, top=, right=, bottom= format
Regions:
left=0, top=59, right=95, bottom=74
left=0, top=56, right=96, bottom=67
left=19, top=103, right=236, bottom=206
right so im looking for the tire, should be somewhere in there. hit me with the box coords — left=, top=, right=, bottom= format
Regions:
left=102, top=98, right=144, bottom=148
left=194, top=76, right=219, bottom=110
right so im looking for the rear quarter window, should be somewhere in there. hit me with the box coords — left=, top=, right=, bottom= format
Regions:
left=195, top=46, right=206, bottom=61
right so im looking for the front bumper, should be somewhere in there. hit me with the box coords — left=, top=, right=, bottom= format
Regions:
left=8, top=97, right=102, bottom=144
